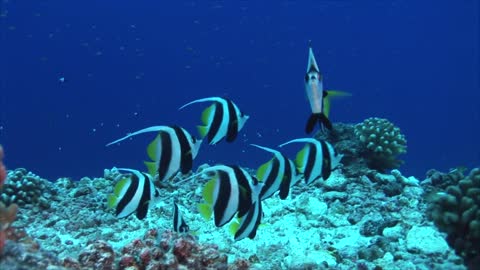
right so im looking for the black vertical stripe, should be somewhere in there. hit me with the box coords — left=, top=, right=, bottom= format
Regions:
left=207, top=101, right=223, bottom=144
left=234, top=199, right=258, bottom=240
left=157, top=131, right=172, bottom=181
left=232, top=165, right=252, bottom=218
left=213, top=170, right=232, bottom=227
left=259, top=158, right=280, bottom=200
left=279, top=154, right=292, bottom=200
left=116, top=174, right=140, bottom=217
left=304, top=144, right=317, bottom=184
left=225, top=99, right=239, bottom=142
left=320, top=141, right=332, bottom=180
left=136, top=173, right=151, bottom=220
left=173, top=126, right=193, bottom=174
left=247, top=201, right=262, bottom=239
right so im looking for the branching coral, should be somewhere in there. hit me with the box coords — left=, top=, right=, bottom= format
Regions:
left=0, top=168, right=48, bottom=207
left=427, top=168, right=480, bottom=267
left=354, top=117, right=407, bottom=171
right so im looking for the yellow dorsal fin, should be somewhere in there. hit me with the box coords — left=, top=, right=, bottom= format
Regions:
left=201, top=104, right=215, bottom=125
left=113, top=177, right=129, bottom=196
left=147, top=134, right=161, bottom=161
left=197, top=203, right=212, bottom=220
left=197, top=125, right=208, bottom=138
left=107, top=194, right=117, bottom=209
left=295, top=146, right=309, bottom=171
left=144, top=161, right=157, bottom=178
left=256, top=159, right=272, bottom=181
left=202, top=177, right=216, bottom=204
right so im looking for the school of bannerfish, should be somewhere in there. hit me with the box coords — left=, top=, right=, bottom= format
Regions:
left=105, top=46, right=347, bottom=241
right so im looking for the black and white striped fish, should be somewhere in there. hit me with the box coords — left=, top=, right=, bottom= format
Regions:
left=106, top=125, right=202, bottom=181
left=197, top=164, right=263, bottom=227
left=250, top=144, right=300, bottom=200
left=279, top=138, right=343, bottom=185
left=107, top=168, right=160, bottom=220
left=179, top=97, right=249, bottom=145
left=173, top=201, right=189, bottom=233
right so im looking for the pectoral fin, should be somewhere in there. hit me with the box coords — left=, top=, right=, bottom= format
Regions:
left=324, top=90, right=351, bottom=118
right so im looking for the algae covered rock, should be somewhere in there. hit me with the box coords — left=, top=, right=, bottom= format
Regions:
left=354, top=117, right=407, bottom=171
left=428, top=167, right=480, bottom=266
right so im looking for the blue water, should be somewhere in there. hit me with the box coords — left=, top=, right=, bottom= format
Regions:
left=1, top=1, right=478, bottom=180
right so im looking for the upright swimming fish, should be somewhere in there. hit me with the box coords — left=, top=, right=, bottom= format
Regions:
left=179, top=97, right=249, bottom=145
left=279, top=138, right=343, bottom=185
left=304, top=46, right=351, bottom=134
left=173, top=201, right=189, bottom=233
left=250, top=144, right=300, bottom=200
left=107, top=168, right=161, bottom=220
left=197, top=164, right=262, bottom=227
left=304, top=46, right=332, bottom=134
left=106, top=125, right=202, bottom=181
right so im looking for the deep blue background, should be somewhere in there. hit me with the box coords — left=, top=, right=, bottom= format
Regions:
left=1, top=1, right=479, bottom=180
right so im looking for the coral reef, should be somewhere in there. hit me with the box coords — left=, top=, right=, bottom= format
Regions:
left=0, top=145, right=5, bottom=183
left=353, top=117, right=407, bottom=171
left=117, top=229, right=229, bottom=269
left=0, top=145, right=18, bottom=256
left=0, top=226, right=64, bottom=269
left=425, top=167, right=480, bottom=269
left=1, top=166, right=466, bottom=269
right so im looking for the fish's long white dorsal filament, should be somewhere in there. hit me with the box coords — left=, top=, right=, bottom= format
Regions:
left=178, top=97, right=223, bottom=110
left=250, top=144, right=280, bottom=156
left=106, top=125, right=170, bottom=146
left=278, top=138, right=318, bottom=148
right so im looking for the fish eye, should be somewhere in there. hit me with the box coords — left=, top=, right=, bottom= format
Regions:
left=304, top=74, right=309, bottom=82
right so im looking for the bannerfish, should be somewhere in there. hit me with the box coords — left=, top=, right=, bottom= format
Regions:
left=107, top=168, right=161, bottom=220
left=179, top=97, right=249, bottom=145
left=106, top=125, right=202, bottom=181
left=304, top=46, right=332, bottom=134
left=304, top=46, right=351, bottom=134
left=250, top=144, right=300, bottom=200
left=279, top=138, right=343, bottom=185
left=173, top=201, right=189, bottom=233
left=197, top=164, right=263, bottom=227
